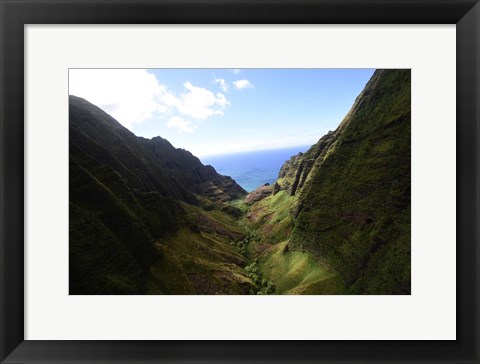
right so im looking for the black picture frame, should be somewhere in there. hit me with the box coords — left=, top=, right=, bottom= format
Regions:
left=1, top=0, right=479, bottom=363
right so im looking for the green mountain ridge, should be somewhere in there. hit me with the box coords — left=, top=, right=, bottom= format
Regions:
left=70, top=95, right=250, bottom=294
left=70, top=69, right=411, bottom=295
left=247, top=69, right=411, bottom=294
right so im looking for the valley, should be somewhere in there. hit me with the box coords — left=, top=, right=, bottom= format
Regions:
left=69, top=69, right=411, bottom=295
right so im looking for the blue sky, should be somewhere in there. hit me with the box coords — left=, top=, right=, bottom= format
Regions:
left=69, top=68, right=374, bottom=156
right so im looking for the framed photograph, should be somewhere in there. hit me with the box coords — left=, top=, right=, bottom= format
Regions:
left=1, top=0, right=478, bottom=363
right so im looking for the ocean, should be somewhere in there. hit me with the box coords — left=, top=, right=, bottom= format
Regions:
left=200, top=146, right=310, bottom=193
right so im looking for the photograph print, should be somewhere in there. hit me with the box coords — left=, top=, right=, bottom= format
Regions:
left=69, top=68, right=411, bottom=295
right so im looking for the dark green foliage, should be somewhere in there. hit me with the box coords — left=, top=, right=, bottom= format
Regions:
left=69, top=158, right=179, bottom=294
left=69, top=96, right=247, bottom=294
left=70, top=203, right=147, bottom=294
left=147, top=226, right=254, bottom=295
left=265, top=281, right=276, bottom=294
left=244, top=260, right=275, bottom=294
left=220, top=204, right=244, bottom=218
left=290, top=70, right=411, bottom=294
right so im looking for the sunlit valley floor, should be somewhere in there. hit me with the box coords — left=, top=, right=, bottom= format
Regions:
left=69, top=69, right=411, bottom=295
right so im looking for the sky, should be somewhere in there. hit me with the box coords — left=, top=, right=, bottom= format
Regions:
left=69, top=68, right=375, bottom=157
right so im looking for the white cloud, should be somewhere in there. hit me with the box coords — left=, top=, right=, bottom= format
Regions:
left=233, top=79, right=253, bottom=90
left=69, top=69, right=167, bottom=128
left=162, top=82, right=229, bottom=120
left=69, top=69, right=231, bottom=132
left=232, top=69, right=241, bottom=74
left=214, top=78, right=228, bottom=92
left=166, top=116, right=195, bottom=133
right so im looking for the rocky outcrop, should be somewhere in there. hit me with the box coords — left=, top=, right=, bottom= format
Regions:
left=272, top=181, right=281, bottom=195
left=278, top=152, right=303, bottom=179
left=147, top=136, right=246, bottom=201
left=244, top=184, right=273, bottom=205
left=277, top=130, right=338, bottom=199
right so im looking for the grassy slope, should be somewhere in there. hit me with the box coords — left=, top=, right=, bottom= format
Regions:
left=246, top=70, right=410, bottom=295
left=291, top=70, right=411, bottom=294
left=70, top=158, right=253, bottom=294
left=148, top=228, right=254, bottom=294
left=245, top=190, right=347, bottom=294
left=246, top=190, right=294, bottom=243
left=69, top=160, right=176, bottom=294
left=258, top=241, right=347, bottom=294
left=146, top=201, right=253, bottom=294
left=70, top=97, right=250, bottom=295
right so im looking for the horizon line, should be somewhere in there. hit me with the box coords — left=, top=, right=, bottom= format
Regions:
left=197, top=143, right=313, bottom=158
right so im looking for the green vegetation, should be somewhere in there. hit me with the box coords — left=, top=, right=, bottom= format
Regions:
left=247, top=190, right=294, bottom=243
left=245, top=260, right=276, bottom=294
left=256, top=241, right=347, bottom=294
left=70, top=70, right=411, bottom=295
left=230, top=198, right=249, bottom=213
left=242, top=70, right=411, bottom=295
left=148, top=227, right=254, bottom=294
left=289, top=70, right=411, bottom=294
left=69, top=95, right=248, bottom=294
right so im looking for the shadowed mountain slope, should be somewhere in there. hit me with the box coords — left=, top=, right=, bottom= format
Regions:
left=70, top=95, right=246, bottom=204
left=69, top=96, right=248, bottom=294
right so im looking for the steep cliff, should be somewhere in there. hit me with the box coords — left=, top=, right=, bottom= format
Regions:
left=292, top=69, right=411, bottom=293
left=69, top=96, right=249, bottom=294
left=250, top=70, right=411, bottom=294
left=70, top=96, right=246, bottom=204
